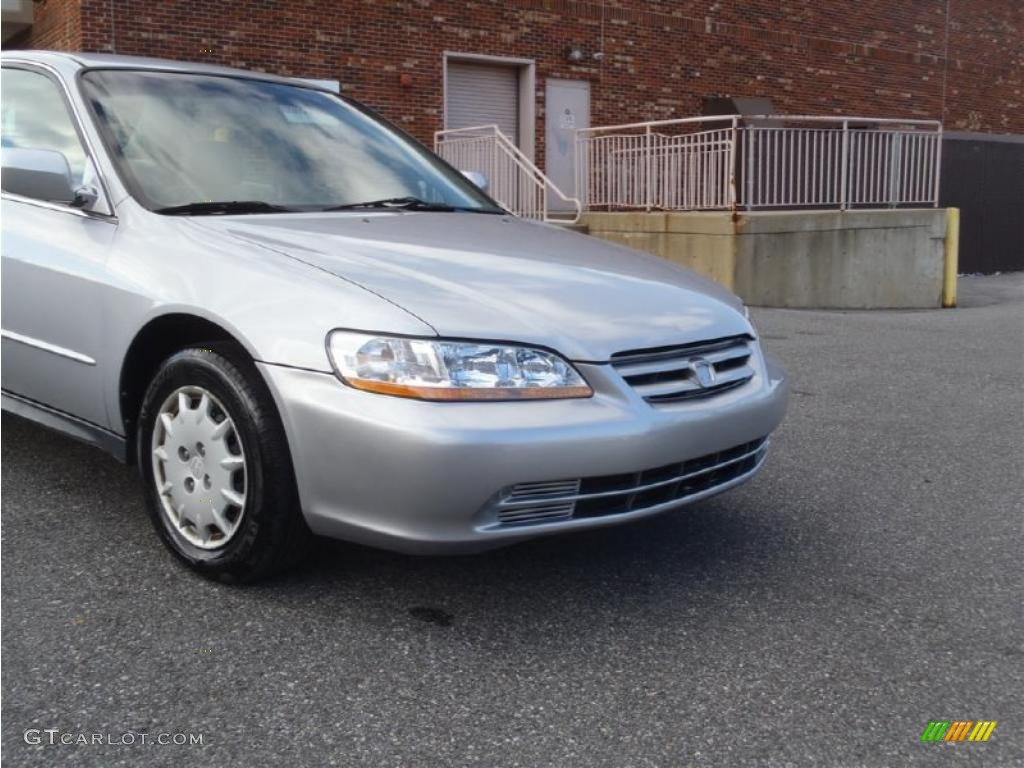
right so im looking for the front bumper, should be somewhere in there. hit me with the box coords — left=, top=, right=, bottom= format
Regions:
left=258, top=346, right=788, bottom=554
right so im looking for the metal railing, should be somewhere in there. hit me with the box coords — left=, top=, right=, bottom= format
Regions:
left=575, top=115, right=942, bottom=212
left=434, top=125, right=582, bottom=223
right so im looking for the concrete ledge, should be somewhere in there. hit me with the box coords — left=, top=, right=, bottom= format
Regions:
left=735, top=208, right=946, bottom=236
left=580, top=211, right=737, bottom=289
left=583, top=211, right=736, bottom=236
left=581, top=209, right=951, bottom=309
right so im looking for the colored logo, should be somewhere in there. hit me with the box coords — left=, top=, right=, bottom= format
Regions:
left=921, top=720, right=997, bottom=742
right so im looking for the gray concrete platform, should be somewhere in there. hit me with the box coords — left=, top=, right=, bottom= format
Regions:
left=583, top=209, right=952, bottom=309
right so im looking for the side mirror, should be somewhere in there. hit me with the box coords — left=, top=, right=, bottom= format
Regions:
left=1, top=147, right=75, bottom=203
left=460, top=170, right=489, bottom=192
left=71, top=185, right=100, bottom=209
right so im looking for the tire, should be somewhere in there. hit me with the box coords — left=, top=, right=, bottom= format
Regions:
left=137, top=343, right=310, bottom=582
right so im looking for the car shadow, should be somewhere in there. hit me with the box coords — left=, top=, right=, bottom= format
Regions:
left=257, top=489, right=792, bottom=641
left=2, top=412, right=793, bottom=639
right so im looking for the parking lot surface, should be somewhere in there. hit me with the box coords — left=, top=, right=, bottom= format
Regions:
left=2, top=274, right=1022, bottom=767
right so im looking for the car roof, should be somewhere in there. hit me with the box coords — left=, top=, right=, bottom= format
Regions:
left=0, top=50, right=311, bottom=88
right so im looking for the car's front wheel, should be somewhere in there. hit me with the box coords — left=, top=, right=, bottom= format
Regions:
left=137, top=345, right=309, bottom=582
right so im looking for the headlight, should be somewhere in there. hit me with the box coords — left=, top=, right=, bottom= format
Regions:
left=326, top=331, right=592, bottom=401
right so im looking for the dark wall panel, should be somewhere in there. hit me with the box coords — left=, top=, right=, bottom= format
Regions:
left=940, top=137, right=1024, bottom=274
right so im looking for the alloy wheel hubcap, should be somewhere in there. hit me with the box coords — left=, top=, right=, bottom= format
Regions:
left=151, top=386, right=247, bottom=549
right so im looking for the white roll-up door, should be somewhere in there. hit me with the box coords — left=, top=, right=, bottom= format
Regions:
left=446, top=61, right=519, bottom=145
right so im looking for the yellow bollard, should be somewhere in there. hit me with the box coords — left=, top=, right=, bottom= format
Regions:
left=943, top=207, right=959, bottom=308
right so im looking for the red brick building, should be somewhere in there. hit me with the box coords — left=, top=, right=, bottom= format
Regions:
left=5, top=1, right=1022, bottom=149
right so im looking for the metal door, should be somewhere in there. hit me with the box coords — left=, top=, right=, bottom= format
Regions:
left=545, top=79, right=590, bottom=211
left=1, top=200, right=115, bottom=426
left=446, top=61, right=519, bottom=144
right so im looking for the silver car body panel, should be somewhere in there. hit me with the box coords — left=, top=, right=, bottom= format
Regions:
left=2, top=199, right=117, bottom=425
left=199, top=212, right=749, bottom=362
left=257, top=357, right=787, bottom=553
left=1, top=51, right=789, bottom=553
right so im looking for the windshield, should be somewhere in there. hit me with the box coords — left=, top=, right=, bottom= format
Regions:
left=79, top=70, right=503, bottom=214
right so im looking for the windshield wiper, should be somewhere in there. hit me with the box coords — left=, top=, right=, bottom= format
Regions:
left=154, top=201, right=298, bottom=216
left=321, top=196, right=500, bottom=213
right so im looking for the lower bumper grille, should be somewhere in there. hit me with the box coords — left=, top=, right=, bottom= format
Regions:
left=494, top=437, right=768, bottom=528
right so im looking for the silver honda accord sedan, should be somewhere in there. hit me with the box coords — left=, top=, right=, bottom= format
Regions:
left=1, top=51, right=788, bottom=581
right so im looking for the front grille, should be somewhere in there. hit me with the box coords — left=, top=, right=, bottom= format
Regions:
left=493, top=437, right=768, bottom=528
left=611, top=335, right=755, bottom=404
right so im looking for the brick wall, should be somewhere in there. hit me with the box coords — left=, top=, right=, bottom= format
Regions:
left=945, top=0, right=1024, bottom=133
left=8, top=0, right=1022, bottom=152
left=7, top=0, right=81, bottom=50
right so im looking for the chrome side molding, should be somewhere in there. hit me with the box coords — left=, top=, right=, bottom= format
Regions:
left=1, top=328, right=97, bottom=365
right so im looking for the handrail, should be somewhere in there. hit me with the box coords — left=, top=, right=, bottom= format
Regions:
left=576, top=114, right=943, bottom=211
left=434, top=124, right=582, bottom=223
left=578, top=114, right=942, bottom=136
left=490, top=128, right=583, bottom=223
left=577, top=115, right=747, bottom=135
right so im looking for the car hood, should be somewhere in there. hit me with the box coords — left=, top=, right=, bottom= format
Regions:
left=195, top=212, right=751, bottom=361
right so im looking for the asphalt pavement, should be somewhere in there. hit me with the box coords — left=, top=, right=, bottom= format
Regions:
left=2, top=274, right=1022, bottom=767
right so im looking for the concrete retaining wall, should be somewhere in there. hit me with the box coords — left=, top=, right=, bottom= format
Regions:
left=581, top=209, right=950, bottom=309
